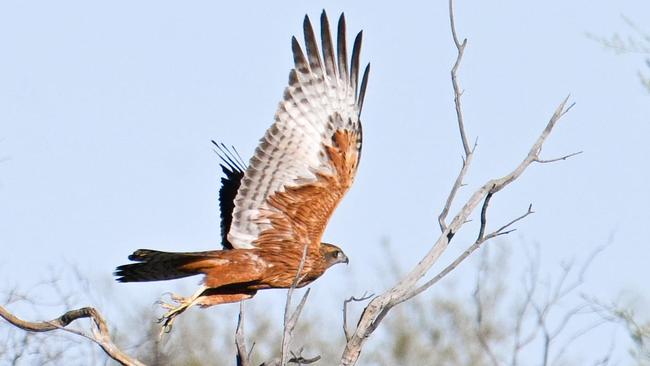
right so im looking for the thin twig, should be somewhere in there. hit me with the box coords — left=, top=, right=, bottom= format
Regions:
left=477, top=189, right=495, bottom=241
left=343, top=293, right=374, bottom=342
left=535, top=150, right=583, bottom=163
left=289, top=350, right=321, bottom=365
left=449, top=0, right=470, bottom=157
left=438, top=0, right=472, bottom=232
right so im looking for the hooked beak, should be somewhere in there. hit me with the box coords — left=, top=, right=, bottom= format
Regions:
left=342, top=254, right=349, bottom=265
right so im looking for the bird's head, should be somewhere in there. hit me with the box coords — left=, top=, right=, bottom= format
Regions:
left=320, top=242, right=349, bottom=268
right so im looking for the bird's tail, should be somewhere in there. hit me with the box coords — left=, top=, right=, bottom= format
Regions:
left=114, top=249, right=214, bottom=282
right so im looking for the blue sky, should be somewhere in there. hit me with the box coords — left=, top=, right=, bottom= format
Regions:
left=1, top=0, right=649, bottom=362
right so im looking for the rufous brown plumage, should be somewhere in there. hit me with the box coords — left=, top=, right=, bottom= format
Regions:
left=115, top=10, right=369, bottom=330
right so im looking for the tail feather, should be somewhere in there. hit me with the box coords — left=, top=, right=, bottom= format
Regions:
left=115, top=249, right=212, bottom=282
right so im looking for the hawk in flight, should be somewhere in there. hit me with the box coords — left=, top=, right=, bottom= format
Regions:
left=115, top=11, right=369, bottom=331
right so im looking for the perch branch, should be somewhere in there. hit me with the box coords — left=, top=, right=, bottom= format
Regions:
left=0, top=305, right=144, bottom=366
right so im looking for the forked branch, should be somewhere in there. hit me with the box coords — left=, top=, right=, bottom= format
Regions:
left=338, top=0, right=579, bottom=364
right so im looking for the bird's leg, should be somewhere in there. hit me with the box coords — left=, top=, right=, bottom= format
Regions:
left=157, top=285, right=207, bottom=337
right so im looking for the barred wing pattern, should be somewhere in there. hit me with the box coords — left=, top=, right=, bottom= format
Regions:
left=227, top=12, right=369, bottom=250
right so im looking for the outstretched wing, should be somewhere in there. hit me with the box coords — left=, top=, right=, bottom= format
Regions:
left=227, top=11, right=370, bottom=251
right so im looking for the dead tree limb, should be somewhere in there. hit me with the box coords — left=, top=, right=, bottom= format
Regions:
left=338, top=0, right=578, bottom=364
left=0, top=305, right=144, bottom=366
left=279, top=242, right=312, bottom=366
left=343, top=292, right=374, bottom=342
left=236, top=302, right=253, bottom=366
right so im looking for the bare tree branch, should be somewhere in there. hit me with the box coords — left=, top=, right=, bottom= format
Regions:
left=449, top=0, right=470, bottom=157
left=535, top=150, right=583, bottom=163
left=280, top=241, right=311, bottom=366
left=404, top=204, right=534, bottom=305
left=343, top=292, right=373, bottom=342
left=236, top=302, right=253, bottom=366
left=0, top=305, right=144, bottom=366
left=338, top=0, right=578, bottom=363
left=438, top=0, right=473, bottom=232
left=439, top=152, right=474, bottom=232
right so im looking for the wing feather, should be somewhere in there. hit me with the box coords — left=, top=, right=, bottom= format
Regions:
left=303, top=15, right=324, bottom=78
left=358, top=64, right=371, bottom=114
left=291, top=37, right=309, bottom=74
left=227, top=12, right=369, bottom=250
left=336, top=14, right=349, bottom=86
left=350, top=31, right=363, bottom=101
left=320, top=12, right=337, bottom=79
left=213, top=142, right=246, bottom=250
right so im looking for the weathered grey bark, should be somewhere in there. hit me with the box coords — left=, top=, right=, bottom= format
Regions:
left=337, top=0, right=579, bottom=364
left=0, top=305, right=144, bottom=366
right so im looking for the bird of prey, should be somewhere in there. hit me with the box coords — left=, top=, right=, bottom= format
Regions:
left=115, top=11, right=369, bottom=332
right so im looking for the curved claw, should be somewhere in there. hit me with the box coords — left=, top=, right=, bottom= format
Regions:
left=158, top=316, right=175, bottom=337
left=153, top=286, right=207, bottom=337
left=157, top=308, right=181, bottom=339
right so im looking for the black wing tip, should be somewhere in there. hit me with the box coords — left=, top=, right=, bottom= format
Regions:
left=291, top=36, right=309, bottom=73
left=319, top=10, right=330, bottom=32
left=303, top=12, right=324, bottom=74
left=336, top=12, right=347, bottom=38
left=336, top=12, right=349, bottom=81
left=358, top=63, right=371, bottom=113
left=291, top=36, right=302, bottom=57
left=303, top=14, right=312, bottom=29
left=351, top=31, right=363, bottom=61
left=212, top=141, right=246, bottom=173
left=338, top=12, right=346, bottom=28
